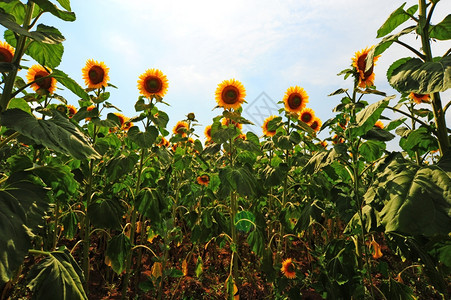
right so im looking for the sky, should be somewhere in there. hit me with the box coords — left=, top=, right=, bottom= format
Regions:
left=14, top=0, right=451, bottom=142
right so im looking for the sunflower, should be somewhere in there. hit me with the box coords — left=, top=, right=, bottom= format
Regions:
left=82, top=59, right=110, bottom=89
left=0, top=41, right=15, bottom=63
left=319, top=141, right=328, bottom=148
left=173, top=121, right=189, bottom=136
left=85, top=105, right=96, bottom=121
left=235, top=133, right=246, bottom=141
left=26, top=65, right=57, bottom=94
left=262, top=115, right=277, bottom=137
left=332, top=134, right=344, bottom=144
left=137, top=68, right=169, bottom=98
left=374, top=120, right=384, bottom=129
left=204, top=125, right=212, bottom=142
left=408, top=92, right=430, bottom=104
left=352, top=46, right=380, bottom=88
left=157, top=136, right=170, bottom=148
left=221, top=118, right=243, bottom=130
left=281, top=258, right=296, bottom=279
left=197, top=174, right=210, bottom=186
left=369, top=238, right=383, bottom=259
left=299, top=108, right=315, bottom=125
left=114, top=112, right=126, bottom=127
left=309, top=117, right=322, bottom=133
left=338, top=118, right=348, bottom=130
left=122, top=119, right=133, bottom=131
left=283, top=86, right=308, bottom=113
left=67, top=104, right=77, bottom=118
left=215, top=79, right=246, bottom=110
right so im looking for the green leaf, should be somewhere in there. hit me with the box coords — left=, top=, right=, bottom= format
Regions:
left=7, top=97, right=31, bottom=113
left=106, top=154, right=138, bottom=182
left=247, top=229, right=264, bottom=257
left=135, top=188, right=165, bottom=223
left=361, top=128, right=395, bottom=142
left=61, top=212, right=78, bottom=240
left=303, top=144, right=348, bottom=174
left=0, top=108, right=100, bottom=160
left=219, top=165, right=256, bottom=196
left=387, top=56, right=451, bottom=94
left=56, top=0, right=71, bottom=11
left=127, top=126, right=158, bottom=149
left=348, top=97, right=392, bottom=138
left=88, top=198, right=123, bottom=231
left=0, top=178, right=51, bottom=285
left=364, top=153, right=451, bottom=236
left=376, top=3, right=417, bottom=38
left=429, top=14, right=451, bottom=40
left=195, top=256, right=203, bottom=278
left=31, top=0, right=75, bottom=21
left=30, top=165, right=78, bottom=202
left=380, top=278, right=415, bottom=300
left=0, top=1, right=26, bottom=25
left=27, top=250, right=87, bottom=300
left=328, top=88, right=348, bottom=96
left=52, top=69, right=90, bottom=101
left=106, top=233, right=132, bottom=275
left=234, top=211, right=255, bottom=233
left=359, top=140, right=386, bottom=161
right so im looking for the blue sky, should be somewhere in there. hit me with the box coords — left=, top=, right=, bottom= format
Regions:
left=25, top=0, right=451, bottom=141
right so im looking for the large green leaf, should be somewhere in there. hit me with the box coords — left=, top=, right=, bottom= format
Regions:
left=30, top=165, right=79, bottom=202
left=0, top=108, right=100, bottom=160
left=31, top=0, right=75, bottom=21
left=234, top=210, right=255, bottom=233
left=52, top=69, right=90, bottom=101
left=387, top=56, right=451, bottom=94
left=0, top=1, right=26, bottom=25
left=376, top=3, right=418, bottom=38
left=135, top=188, right=165, bottom=223
left=105, top=233, right=132, bottom=275
left=27, top=250, right=87, bottom=300
left=348, top=97, right=392, bottom=138
left=88, top=198, right=123, bottom=230
left=303, top=143, right=348, bottom=174
left=219, top=165, right=256, bottom=197
left=429, top=14, right=451, bottom=40
left=359, top=140, right=386, bottom=162
left=105, top=154, right=138, bottom=182
left=364, top=153, right=451, bottom=236
left=127, top=126, right=158, bottom=149
left=0, top=177, right=51, bottom=284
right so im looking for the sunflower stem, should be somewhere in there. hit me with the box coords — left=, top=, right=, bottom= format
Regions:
left=0, top=2, right=34, bottom=112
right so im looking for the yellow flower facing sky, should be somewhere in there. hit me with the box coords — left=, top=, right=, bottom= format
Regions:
left=309, top=117, right=322, bottom=133
left=137, top=68, right=169, bottom=98
left=82, top=59, right=110, bottom=89
left=299, top=107, right=315, bottom=125
left=173, top=121, right=189, bottom=136
left=215, top=79, right=246, bottom=110
left=283, top=86, right=308, bottom=113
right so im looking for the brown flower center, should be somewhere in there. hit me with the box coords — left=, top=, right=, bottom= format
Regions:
left=145, top=76, right=163, bottom=94
left=288, top=93, right=302, bottom=109
left=301, top=112, right=312, bottom=123
left=286, top=263, right=295, bottom=273
left=200, top=175, right=209, bottom=183
left=88, top=66, right=105, bottom=84
left=34, top=71, right=52, bottom=90
left=310, top=121, right=319, bottom=131
left=175, top=124, right=187, bottom=134
left=221, top=86, right=240, bottom=104
left=0, top=48, right=13, bottom=63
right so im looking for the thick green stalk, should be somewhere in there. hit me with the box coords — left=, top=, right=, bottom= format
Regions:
left=0, top=2, right=34, bottom=111
left=82, top=159, right=94, bottom=287
left=121, top=147, right=147, bottom=299
left=418, top=0, right=450, bottom=155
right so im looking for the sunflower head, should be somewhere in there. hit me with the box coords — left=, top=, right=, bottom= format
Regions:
left=137, top=68, right=169, bottom=99
left=0, top=41, right=15, bottom=63
left=197, top=174, right=210, bottom=186
left=309, top=117, right=322, bottom=133
left=281, top=258, right=296, bottom=279
left=262, top=115, right=277, bottom=137
left=82, top=59, right=110, bottom=89
left=157, top=136, right=170, bottom=147
left=67, top=104, right=77, bottom=118
left=215, top=79, right=246, bottom=110
left=374, top=120, right=384, bottom=129
left=173, top=121, right=189, bottom=136
left=332, top=134, right=344, bottom=144
left=204, top=125, right=212, bottom=142
left=26, top=65, right=57, bottom=94
left=352, top=46, right=380, bottom=88
left=221, top=118, right=242, bottom=130
left=408, top=92, right=430, bottom=104
left=299, top=108, right=315, bottom=125
left=283, top=86, right=308, bottom=113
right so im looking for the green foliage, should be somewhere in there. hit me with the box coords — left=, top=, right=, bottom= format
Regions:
left=52, top=69, right=90, bottom=101
left=127, top=125, right=159, bottom=149
left=349, top=96, right=392, bottom=138
left=105, top=233, right=132, bottom=275
left=0, top=177, right=51, bottom=285
left=234, top=210, right=255, bottom=233
left=27, top=250, right=87, bottom=300
left=88, top=198, right=123, bottom=230
left=1, top=108, right=100, bottom=160
left=429, top=14, right=451, bottom=40
left=387, top=56, right=451, bottom=94
left=376, top=3, right=418, bottom=38
left=31, top=0, right=76, bottom=22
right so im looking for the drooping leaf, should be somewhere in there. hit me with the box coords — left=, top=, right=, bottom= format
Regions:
left=429, top=14, right=451, bottom=40
left=105, top=154, right=138, bottom=182
left=31, top=0, right=75, bottom=21
left=359, top=140, right=386, bottom=162
left=27, top=250, right=87, bottom=300
left=379, top=278, right=416, bottom=300
left=0, top=108, right=100, bottom=160
left=348, top=97, right=392, bottom=138
left=7, top=97, right=31, bottom=113
left=247, top=229, right=264, bottom=257
left=135, top=188, right=165, bottom=223
left=56, top=0, right=71, bottom=11
left=361, top=128, right=395, bottom=142
left=88, top=198, right=123, bottom=230
left=105, top=233, right=132, bottom=275
left=234, top=210, right=255, bottom=233
left=127, top=126, right=158, bottom=149
left=387, top=56, right=451, bottom=94
left=303, top=143, right=348, bottom=174
left=219, top=165, right=256, bottom=196
left=376, top=3, right=418, bottom=38
left=0, top=178, right=51, bottom=285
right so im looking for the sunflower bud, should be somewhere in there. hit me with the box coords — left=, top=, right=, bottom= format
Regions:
left=187, top=112, right=196, bottom=121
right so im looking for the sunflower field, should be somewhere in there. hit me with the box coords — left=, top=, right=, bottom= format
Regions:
left=0, top=0, right=450, bottom=299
